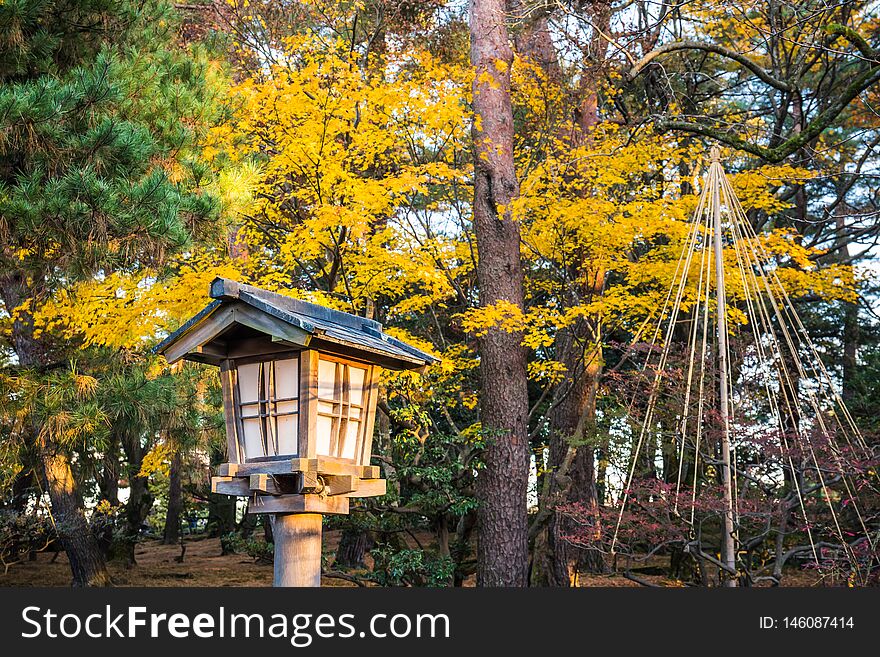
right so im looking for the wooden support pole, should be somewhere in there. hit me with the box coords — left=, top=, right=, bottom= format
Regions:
left=271, top=513, right=323, bottom=587
left=710, top=147, right=738, bottom=587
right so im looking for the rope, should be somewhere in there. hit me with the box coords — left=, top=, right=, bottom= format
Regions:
left=611, top=149, right=873, bottom=583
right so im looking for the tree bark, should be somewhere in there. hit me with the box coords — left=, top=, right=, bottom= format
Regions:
left=554, top=325, right=606, bottom=582
left=123, top=473, right=152, bottom=566
left=836, top=213, right=859, bottom=401
left=96, top=439, right=120, bottom=559
left=531, top=307, right=606, bottom=585
left=0, top=275, right=111, bottom=586
left=115, top=429, right=154, bottom=566
left=335, top=527, right=374, bottom=569
left=8, top=468, right=33, bottom=514
left=163, top=450, right=183, bottom=545
left=41, top=442, right=112, bottom=586
left=470, top=0, right=530, bottom=587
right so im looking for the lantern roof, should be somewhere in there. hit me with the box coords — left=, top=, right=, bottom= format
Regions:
left=156, top=278, right=438, bottom=371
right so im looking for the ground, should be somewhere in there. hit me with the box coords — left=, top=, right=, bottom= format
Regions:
left=1, top=532, right=830, bottom=587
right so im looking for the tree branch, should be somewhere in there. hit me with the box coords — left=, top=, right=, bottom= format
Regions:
left=657, top=63, right=880, bottom=162
left=627, top=40, right=794, bottom=92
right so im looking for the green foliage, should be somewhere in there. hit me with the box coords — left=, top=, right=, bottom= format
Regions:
left=220, top=531, right=273, bottom=565
left=369, top=545, right=454, bottom=587
left=0, top=512, right=57, bottom=571
left=0, top=2, right=222, bottom=288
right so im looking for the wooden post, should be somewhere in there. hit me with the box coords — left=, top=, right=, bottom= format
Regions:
left=272, top=513, right=323, bottom=587
left=710, top=147, right=738, bottom=587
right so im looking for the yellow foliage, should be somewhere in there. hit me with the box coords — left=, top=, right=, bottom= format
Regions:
left=527, top=359, right=568, bottom=384
left=459, top=300, right=526, bottom=337
left=32, top=254, right=241, bottom=350
left=225, top=36, right=472, bottom=320
left=138, top=441, right=174, bottom=479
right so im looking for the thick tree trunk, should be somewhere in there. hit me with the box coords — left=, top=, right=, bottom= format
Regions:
left=0, top=275, right=111, bottom=586
left=42, top=442, right=112, bottom=586
left=163, top=450, right=183, bottom=545
left=470, top=0, right=530, bottom=587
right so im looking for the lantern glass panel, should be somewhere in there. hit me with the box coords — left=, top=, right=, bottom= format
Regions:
left=314, top=357, right=370, bottom=460
left=315, top=415, right=333, bottom=455
left=349, top=365, right=366, bottom=405
left=276, top=413, right=298, bottom=454
left=318, top=359, right=337, bottom=398
left=342, top=419, right=360, bottom=459
left=242, top=418, right=264, bottom=458
left=235, top=356, right=300, bottom=459
left=238, top=362, right=261, bottom=404
left=275, top=358, right=299, bottom=398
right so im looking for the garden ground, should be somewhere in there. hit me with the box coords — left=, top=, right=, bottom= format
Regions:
left=0, top=533, right=828, bottom=587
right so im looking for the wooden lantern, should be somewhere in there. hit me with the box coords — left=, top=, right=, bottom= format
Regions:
left=157, top=278, right=436, bottom=585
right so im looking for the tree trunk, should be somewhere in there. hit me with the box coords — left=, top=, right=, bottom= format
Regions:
left=96, top=439, right=120, bottom=559
left=123, top=472, right=153, bottom=566
left=263, top=513, right=274, bottom=545
left=532, top=313, right=606, bottom=586
left=238, top=508, right=258, bottom=539
left=98, top=442, right=120, bottom=507
left=836, top=213, right=859, bottom=401
left=163, top=450, right=183, bottom=545
left=452, top=509, right=477, bottom=586
left=470, top=0, right=530, bottom=587
left=208, top=493, right=237, bottom=538
left=9, top=468, right=33, bottom=514
left=841, top=299, right=859, bottom=401
left=42, top=442, right=113, bottom=586
left=0, top=274, right=111, bottom=587
left=335, top=527, right=374, bottom=569
left=118, top=430, right=154, bottom=566
left=558, top=340, right=605, bottom=579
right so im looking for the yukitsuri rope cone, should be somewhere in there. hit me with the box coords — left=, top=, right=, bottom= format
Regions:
left=610, top=148, right=877, bottom=586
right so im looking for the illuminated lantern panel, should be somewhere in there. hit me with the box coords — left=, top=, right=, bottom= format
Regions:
left=225, top=350, right=377, bottom=466
left=235, top=357, right=300, bottom=459
left=315, top=358, right=368, bottom=460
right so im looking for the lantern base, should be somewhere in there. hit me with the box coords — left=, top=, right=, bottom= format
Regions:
left=248, top=493, right=350, bottom=515
left=211, top=457, right=387, bottom=508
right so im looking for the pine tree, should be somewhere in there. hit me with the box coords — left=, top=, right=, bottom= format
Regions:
left=0, top=0, right=219, bottom=585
